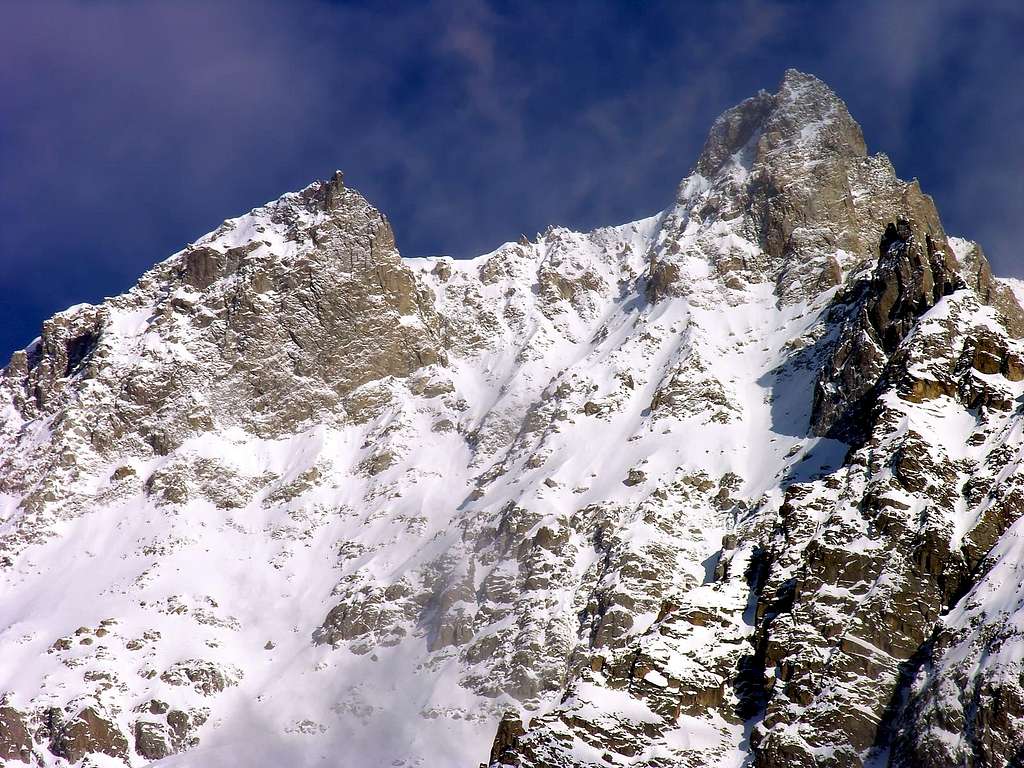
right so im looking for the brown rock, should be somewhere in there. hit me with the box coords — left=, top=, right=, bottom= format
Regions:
left=49, top=706, right=128, bottom=763
left=0, top=705, right=31, bottom=763
left=489, top=712, right=526, bottom=765
left=134, top=719, right=171, bottom=760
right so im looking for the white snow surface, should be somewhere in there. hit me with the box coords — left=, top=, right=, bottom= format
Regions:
left=0, top=174, right=856, bottom=767
left=3, top=79, right=1024, bottom=767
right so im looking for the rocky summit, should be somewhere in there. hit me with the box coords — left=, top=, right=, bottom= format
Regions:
left=2, top=69, right=1023, bottom=768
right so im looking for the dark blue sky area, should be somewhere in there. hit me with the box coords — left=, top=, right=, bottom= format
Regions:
left=2, top=0, right=1022, bottom=357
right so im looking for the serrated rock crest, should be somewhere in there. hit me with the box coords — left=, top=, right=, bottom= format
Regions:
left=2, top=71, right=1024, bottom=768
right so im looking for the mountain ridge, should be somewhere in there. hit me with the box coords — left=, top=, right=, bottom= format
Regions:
left=2, top=70, right=1024, bottom=767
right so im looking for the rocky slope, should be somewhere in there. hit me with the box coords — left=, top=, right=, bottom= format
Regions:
left=2, top=70, right=1024, bottom=767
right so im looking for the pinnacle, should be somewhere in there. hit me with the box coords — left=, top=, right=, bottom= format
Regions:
left=693, top=69, right=866, bottom=177
left=322, top=169, right=347, bottom=211
left=780, top=67, right=827, bottom=90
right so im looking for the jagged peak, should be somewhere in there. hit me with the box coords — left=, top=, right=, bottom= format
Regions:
left=184, top=169, right=390, bottom=260
left=208, top=169, right=364, bottom=230
left=694, top=69, right=865, bottom=178
left=769, top=69, right=866, bottom=156
left=300, top=169, right=349, bottom=213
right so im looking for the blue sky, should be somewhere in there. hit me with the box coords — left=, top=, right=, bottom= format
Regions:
left=2, top=0, right=1022, bottom=357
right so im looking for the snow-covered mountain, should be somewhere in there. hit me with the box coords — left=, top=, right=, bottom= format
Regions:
left=3, top=69, right=1024, bottom=768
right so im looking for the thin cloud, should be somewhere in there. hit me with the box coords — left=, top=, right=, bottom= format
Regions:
left=1, top=0, right=1022, bottom=357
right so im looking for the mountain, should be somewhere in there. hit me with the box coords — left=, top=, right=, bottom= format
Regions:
left=2, top=69, right=1024, bottom=768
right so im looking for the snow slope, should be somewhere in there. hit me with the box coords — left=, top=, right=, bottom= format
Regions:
left=3, top=70, right=1024, bottom=768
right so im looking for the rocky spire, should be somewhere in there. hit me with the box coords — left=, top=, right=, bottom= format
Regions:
left=304, top=169, right=348, bottom=213
left=693, top=69, right=866, bottom=179
left=649, top=69, right=965, bottom=307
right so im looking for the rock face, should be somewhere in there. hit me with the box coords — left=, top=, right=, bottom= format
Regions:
left=2, top=70, right=1024, bottom=767
left=47, top=707, right=129, bottom=764
left=811, top=215, right=964, bottom=438
left=0, top=704, right=32, bottom=763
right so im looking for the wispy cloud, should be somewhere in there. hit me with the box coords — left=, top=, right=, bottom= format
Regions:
left=1, top=0, right=1022, bottom=356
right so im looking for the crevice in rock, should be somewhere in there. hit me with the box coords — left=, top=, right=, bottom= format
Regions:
left=735, top=544, right=774, bottom=722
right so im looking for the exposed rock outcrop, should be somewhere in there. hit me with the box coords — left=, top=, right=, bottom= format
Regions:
left=811, top=215, right=965, bottom=438
left=47, top=706, right=129, bottom=764
left=2, top=70, right=1023, bottom=768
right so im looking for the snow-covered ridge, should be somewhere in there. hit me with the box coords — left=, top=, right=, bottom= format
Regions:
left=3, top=70, right=1024, bottom=768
